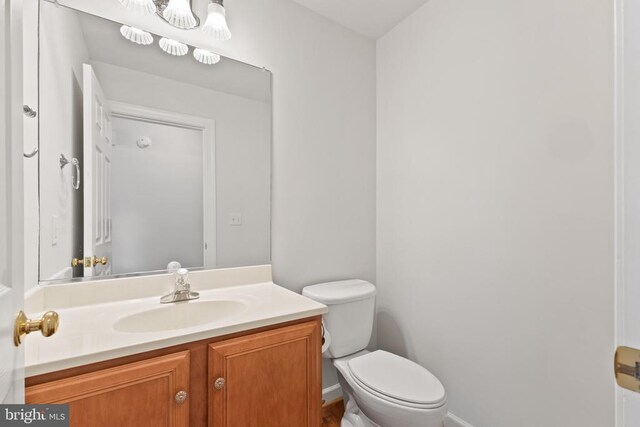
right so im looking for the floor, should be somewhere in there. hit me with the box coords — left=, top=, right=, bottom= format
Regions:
left=321, top=398, right=345, bottom=427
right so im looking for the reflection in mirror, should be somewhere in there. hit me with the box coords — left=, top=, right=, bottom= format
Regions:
left=37, top=1, right=271, bottom=283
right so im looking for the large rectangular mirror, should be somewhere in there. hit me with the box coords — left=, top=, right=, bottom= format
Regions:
left=36, top=1, right=271, bottom=283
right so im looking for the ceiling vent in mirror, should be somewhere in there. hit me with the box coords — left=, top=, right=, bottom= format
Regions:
left=136, top=136, right=153, bottom=149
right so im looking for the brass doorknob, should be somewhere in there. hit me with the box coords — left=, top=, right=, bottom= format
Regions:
left=71, top=257, right=92, bottom=267
left=71, top=256, right=108, bottom=267
left=14, top=310, right=60, bottom=346
left=615, top=346, right=640, bottom=392
left=93, top=256, right=108, bottom=266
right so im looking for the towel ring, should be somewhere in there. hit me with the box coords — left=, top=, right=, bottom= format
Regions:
left=60, top=154, right=81, bottom=190
left=24, top=147, right=38, bottom=158
left=23, top=105, right=38, bottom=158
left=71, top=158, right=80, bottom=190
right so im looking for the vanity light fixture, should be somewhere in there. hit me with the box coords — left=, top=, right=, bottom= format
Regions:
left=193, top=48, right=221, bottom=65
left=118, top=0, right=200, bottom=29
left=119, top=0, right=157, bottom=15
left=202, top=0, right=232, bottom=41
left=118, top=0, right=233, bottom=41
left=159, top=37, right=189, bottom=56
left=120, top=25, right=154, bottom=45
left=162, top=0, right=198, bottom=29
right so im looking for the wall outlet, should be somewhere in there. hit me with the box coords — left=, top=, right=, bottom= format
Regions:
left=229, top=214, right=242, bottom=226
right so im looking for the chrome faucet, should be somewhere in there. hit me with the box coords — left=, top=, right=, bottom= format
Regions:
left=161, top=268, right=200, bottom=304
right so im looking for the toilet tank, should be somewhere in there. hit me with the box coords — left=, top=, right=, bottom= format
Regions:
left=302, top=280, right=376, bottom=358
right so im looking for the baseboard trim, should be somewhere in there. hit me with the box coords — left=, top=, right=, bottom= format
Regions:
left=322, top=383, right=342, bottom=403
left=446, top=412, right=474, bottom=427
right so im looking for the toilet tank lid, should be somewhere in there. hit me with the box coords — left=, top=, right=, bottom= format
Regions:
left=302, top=280, right=376, bottom=304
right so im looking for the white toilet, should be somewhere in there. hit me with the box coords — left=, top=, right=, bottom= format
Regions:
left=303, top=280, right=448, bottom=427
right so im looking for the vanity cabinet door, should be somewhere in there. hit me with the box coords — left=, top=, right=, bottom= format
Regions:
left=26, top=351, right=190, bottom=427
left=208, top=320, right=322, bottom=427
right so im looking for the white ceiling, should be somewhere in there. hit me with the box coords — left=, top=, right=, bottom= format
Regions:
left=289, top=0, right=430, bottom=39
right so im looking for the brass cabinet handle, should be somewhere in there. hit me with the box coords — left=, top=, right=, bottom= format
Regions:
left=174, top=391, right=188, bottom=404
left=214, top=378, right=225, bottom=390
left=14, top=310, right=59, bottom=346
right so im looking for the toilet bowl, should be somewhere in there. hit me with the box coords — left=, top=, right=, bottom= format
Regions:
left=302, top=280, right=447, bottom=427
left=334, top=350, right=447, bottom=427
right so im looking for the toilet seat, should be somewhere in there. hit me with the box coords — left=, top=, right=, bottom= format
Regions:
left=334, top=350, right=449, bottom=427
left=347, top=350, right=447, bottom=409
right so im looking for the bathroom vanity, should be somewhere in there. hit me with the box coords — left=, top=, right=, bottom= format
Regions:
left=27, top=319, right=321, bottom=426
left=23, top=266, right=327, bottom=427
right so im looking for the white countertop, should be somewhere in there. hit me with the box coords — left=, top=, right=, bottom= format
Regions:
left=25, top=269, right=327, bottom=377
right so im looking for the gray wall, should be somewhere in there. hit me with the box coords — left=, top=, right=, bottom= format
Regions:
left=38, top=4, right=87, bottom=281
left=376, top=0, right=615, bottom=426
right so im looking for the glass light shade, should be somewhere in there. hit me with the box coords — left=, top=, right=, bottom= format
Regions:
left=193, top=48, right=221, bottom=65
left=120, top=25, right=154, bottom=45
left=163, top=0, right=198, bottom=29
left=118, top=0, right=156, bottom=15
left=202, top=2, right=231, bottom=41
left=159, top=38, right=189, bottom=56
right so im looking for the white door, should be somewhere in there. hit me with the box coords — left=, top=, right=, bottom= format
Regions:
left=0, top=0, right=25, bottom=404
left=83, top=64, right=112, bottom=277
left=617, top=0, right=640, bottom=425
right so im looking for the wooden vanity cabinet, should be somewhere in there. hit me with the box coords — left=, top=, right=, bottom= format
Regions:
left=208, top=321, right=321, bottom=426
left=25, top=317, right=322, bottom=427
left=26, top=351, right=191, bottom=427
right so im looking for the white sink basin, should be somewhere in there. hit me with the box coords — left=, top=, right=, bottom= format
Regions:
left=113, top=300, right=247, bottom=333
